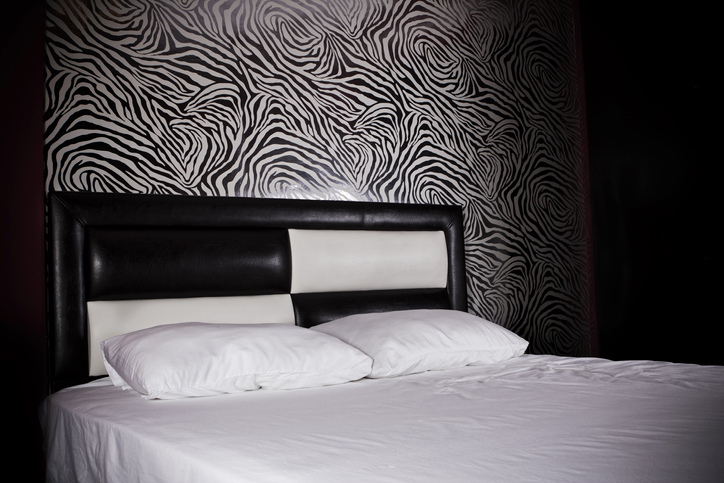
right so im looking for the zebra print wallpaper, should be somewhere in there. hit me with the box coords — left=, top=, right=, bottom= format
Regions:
left=44, top=0, right=592, bottom=356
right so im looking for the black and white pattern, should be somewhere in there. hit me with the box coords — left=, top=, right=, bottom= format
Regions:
left=44, top=0, right=591, bottom=356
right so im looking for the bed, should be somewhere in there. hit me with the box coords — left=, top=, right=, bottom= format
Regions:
left=41, top=191, right=724, bottom=483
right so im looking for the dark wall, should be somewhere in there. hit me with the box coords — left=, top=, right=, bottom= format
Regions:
left=0, top=0, right=46, bottom=479
left=580, top=3, right=722, bottom=365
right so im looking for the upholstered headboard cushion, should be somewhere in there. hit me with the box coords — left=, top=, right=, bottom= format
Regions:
left=47, top=192, right=467, bottom=393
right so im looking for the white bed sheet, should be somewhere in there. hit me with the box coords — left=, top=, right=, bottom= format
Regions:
left=40, top=355, right=724, bottom=483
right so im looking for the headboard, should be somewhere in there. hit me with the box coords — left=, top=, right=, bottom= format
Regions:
left=47, top=192, right=468, bottom=393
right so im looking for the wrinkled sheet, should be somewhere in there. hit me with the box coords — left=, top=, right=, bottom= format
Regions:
left=40, top=355, right=724, bottom=483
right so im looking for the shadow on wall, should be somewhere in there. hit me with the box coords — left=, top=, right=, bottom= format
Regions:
left=0, top=0, right=47, bottom=480
left=581, top=1, right=722, bottom=365
left=1, top=322, right=46, bottom=481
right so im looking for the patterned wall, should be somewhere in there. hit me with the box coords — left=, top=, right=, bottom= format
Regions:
left=44, top=0, right=592, bottom=356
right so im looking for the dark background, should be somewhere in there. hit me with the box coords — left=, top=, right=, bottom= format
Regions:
left=579, top=2, right=722, bottom=365
left=1, top=0, right=720, bottom=479
left=1, top=1, right=45, bottom=480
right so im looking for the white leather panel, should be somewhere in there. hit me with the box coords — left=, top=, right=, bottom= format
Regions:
left=87, top=294, right=295, bottom=376
left=289, top=229, right=448, bottom=293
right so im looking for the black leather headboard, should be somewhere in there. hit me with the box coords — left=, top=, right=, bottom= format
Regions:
left=47, top=192, right=468, bottom=393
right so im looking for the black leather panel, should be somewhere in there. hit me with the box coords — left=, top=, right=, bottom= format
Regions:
left=47, top=194, right=89, bottom=391
left=292, top=289, right=452, bottom=328
left=49, top=192, right=461, bottom=231
left=86, top=227, right=291, bottom=300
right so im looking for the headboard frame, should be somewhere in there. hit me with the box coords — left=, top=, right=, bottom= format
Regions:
left=47, top=192, right=468, bottom=393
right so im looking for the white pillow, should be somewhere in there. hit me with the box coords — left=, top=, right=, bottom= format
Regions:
left=101, top=322, right=373, bottom=399
left=311, top=309, right=528, bottom=378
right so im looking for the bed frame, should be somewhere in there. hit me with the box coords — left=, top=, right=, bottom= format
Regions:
left=47, top=192, right=468, bottom=393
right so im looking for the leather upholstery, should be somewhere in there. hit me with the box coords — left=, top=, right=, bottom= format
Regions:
left=289, top=229, right=448, bottom=293
left=292, top=289, right=451, bottom=328
left=87, top=295, right=296, bottom=376
left=47, top=192, right=468, bottom=392
left=87, top=227, right=291, bottom=300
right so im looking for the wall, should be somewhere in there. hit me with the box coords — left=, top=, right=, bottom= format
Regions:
left=44, top=0, right=593, bottom=356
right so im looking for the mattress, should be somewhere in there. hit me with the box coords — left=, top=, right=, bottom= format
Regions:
left=40, top=354, right=724, bottom=483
